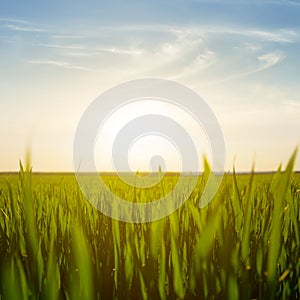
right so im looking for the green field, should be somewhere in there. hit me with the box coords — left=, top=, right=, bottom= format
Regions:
left=0, top=154, right=299, bottom=299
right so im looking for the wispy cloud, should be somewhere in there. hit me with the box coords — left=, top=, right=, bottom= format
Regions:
left=248, top=29, right=297, bottom=43
left=0, top=17, right=29, bottom=24
left=37, top=42, right=143, bottom=57
left=0, top=17, right=49, bottom=33
left=5, top=24, right=44, bottom=32
left=38, top=43, right=86, bottom=50
left=98, top=47, right=143, bottom=55
left=14, top=23, right=294, bottom=85
left=51, top=34, right=88, bottom=40
left=26, top=59, right=100, bottom=72
left=258, top=52, right=283, bottom=68
left=196, top=51, right=284, bottom=87
left=197, top=27, right=298, bottom=43
left=244, top=42, right=262, bottom=52
left=98, top=25, right=299, bottom=44
left=171, top=50, right=216, bottom=80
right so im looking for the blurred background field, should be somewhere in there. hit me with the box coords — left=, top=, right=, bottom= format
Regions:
left=0, top=155, right=299, bottom=299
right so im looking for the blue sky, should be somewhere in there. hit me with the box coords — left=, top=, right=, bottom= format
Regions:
left=0, top=0, right=299, bottom=171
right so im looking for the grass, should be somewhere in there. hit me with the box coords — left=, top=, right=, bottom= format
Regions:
left=0, top=151, right=299, bottom=299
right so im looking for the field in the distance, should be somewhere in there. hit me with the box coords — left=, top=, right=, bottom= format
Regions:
left=0, top=156, right=299, bottom=299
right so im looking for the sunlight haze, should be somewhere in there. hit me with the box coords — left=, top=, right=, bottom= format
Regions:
left=0, top=0, right=299, bottom=172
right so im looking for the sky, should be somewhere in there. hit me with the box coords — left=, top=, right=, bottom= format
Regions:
left=0, top=0, right=299, bottom=172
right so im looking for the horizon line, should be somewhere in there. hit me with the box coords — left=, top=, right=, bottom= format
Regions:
left=1, top=170, right=299, bottom=175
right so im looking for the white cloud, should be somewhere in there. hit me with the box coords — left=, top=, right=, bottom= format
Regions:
left=199, top=27, right=298, bottom=43
left=249, top=30, right=297, bottom=43
left=37, top=42, right=144, bottom=57
left=0, top=17, right=29, bottom=24
left=37, top=43, right=86, bottom=50
left=15, top=23, right=294, bottom=90
left=26, top=59, right=100, bottom=72
left=26, top=26, right=288, bottom=83
left=187, top=51, right=284, bottom=87
left=51, top=34, right=88, bottom=39
left=2, top=24, right=47, bottom=33
left=258, top=52, right=283, bottom=68
left=97, top=47, right=144, bottom=56
left=242, top=42, right=262, bottom=52
left=173, top=50, right=216, bottom=80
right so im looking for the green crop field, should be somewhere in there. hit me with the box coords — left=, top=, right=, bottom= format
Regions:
left=0, top=152, right=299, bottom=300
